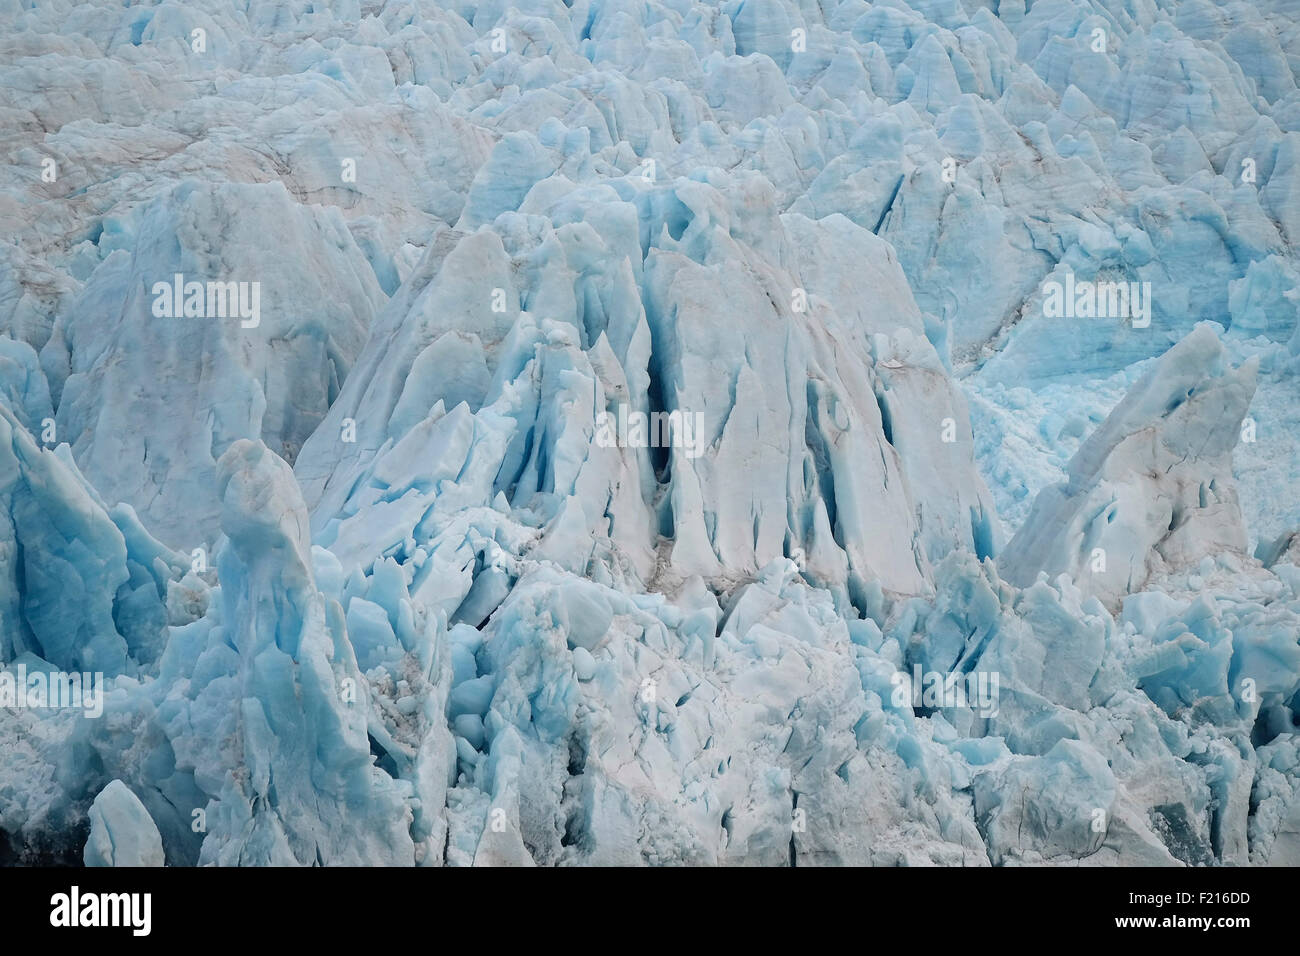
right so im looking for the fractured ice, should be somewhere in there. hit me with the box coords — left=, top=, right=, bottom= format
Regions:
left=0, top=0, right=1298, bottom=866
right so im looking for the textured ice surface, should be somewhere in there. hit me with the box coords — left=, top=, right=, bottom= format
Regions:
left=84, top=779, right=164, bottom=868
left=0, top=0, right=1298, bottom=866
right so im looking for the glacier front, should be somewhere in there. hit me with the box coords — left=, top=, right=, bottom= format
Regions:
left=0, top=0, right=1298, bottom=867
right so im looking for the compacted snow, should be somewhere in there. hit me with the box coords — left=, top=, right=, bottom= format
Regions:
left=0, top=0, right=1298, bottom=865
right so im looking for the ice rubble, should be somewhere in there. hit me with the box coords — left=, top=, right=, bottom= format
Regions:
left=0, top=0, right=1298, bottom=865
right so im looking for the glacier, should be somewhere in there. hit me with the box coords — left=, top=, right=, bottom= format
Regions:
left=0, top=0, right=1298, bottom=867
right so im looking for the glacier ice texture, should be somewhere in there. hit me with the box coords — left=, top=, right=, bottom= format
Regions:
left=0, top=0, right=1298, bottom=867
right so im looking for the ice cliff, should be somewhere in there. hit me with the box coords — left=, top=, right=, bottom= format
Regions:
left=0, top=0, right=1298, bottom=866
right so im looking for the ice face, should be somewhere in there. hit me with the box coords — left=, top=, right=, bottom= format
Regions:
left=0, top=0, right=1297, bottom=867
left=1000, top=322, right=1259, bottom=607
left=84, top=779, right=164, bottom=868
